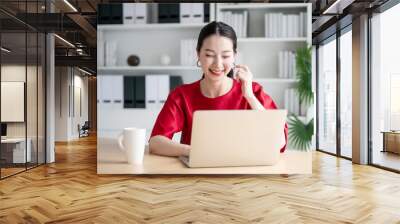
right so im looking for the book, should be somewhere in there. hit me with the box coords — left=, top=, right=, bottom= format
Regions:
left=135, top=76, right=146, bottom=108
left=105, top=41, right=117, bottom=67
left=145, top=75, right=159, bottom=110
left=180, top=3, right=191, bottom=24
left=243, top=10, right=248, bottom=37
left=192, top=3, right=204, bottom=23
left=123, top=76, right=136, bottom=108
left=123, top=3, right=135, bottom=24
left=135, top=3, right=147, bottom=24
left=157, top=75, right=170, bottom=106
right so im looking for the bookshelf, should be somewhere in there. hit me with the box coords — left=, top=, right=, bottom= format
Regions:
left=238, top=37, right=308, bottom=43
left=216, top=3, right=311, bottom=117
left=97, top=3, right=312, bottom=142
left=216, top=3, right=309, bottom=10
left=97, top=23, right=208, bottom=31
left=254, top=78, right=299, bottom=83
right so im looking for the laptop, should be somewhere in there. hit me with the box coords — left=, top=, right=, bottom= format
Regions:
left=179, top=110, right=287, bottom=168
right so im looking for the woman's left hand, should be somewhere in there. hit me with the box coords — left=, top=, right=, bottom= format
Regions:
left=234, top=64, right=254, bottom=99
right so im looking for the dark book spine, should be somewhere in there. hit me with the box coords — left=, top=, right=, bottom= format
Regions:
left=124, top=76, right=136, bottom=108
left=135, top=76, right=146, bottom=108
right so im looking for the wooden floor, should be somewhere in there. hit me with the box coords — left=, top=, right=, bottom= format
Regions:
left=1, top=163, right=45, bottom=178
left=1, top=167, right=26, bottom=178
left=1, top=135, right=400, bottom=223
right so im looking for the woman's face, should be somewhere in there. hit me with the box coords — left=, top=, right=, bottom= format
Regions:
left=197, top=34, right=236, bottom=81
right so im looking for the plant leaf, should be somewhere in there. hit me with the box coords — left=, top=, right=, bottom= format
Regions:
left=288, top=115, right=314, bottom=151
left=295, top=46, right=313, bottom=106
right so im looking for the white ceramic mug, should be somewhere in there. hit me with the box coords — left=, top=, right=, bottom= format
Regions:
left=118, top=127, right=146, bottom=164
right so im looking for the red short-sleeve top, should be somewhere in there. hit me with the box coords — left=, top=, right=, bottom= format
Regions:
left=150, top=79, right=288, bottom=153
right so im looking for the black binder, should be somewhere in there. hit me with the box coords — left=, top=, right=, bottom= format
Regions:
left=110, top=4, right=123, bottom=24
left=158, top=4, right=169, bottom=23
left=98, top=4, right=123, bottom=24
left=158, top=3, right=180, bottom=23
left=124, top=76, right=136, bottom=108
left=204, top=3, right=210, bottom=22
left=169, top=4, right=180, bottom=23
left=170, top=76, right=183, bottom=91
left=98, top=4, right=111, bottom=24
left=135, top=76, right=146, bottom=108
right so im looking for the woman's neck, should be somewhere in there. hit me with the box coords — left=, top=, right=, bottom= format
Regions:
left=200, top=76, right=233, bottom=98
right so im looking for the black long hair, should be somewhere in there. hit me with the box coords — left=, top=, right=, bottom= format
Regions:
left=196, top=21, right=237, bottom=78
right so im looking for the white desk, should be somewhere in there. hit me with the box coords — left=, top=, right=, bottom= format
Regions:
left=97, top=137, right=312, bottom=175
left=1, top=138, right=31, bottom=163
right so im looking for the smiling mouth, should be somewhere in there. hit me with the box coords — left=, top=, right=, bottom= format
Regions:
left=209, top=69, right=224, bottom=76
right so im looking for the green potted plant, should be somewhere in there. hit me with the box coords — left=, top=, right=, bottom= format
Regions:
left=288, top=46, right=314, bottom=151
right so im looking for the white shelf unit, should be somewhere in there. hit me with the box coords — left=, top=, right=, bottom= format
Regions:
left=97, top=3, right=215, bottom=142
left=215, top=3, right=311, bottom=112
left=238, top=37, right=308, bottom=42
left=98, top=66, right=202, bottom=84
left=97, top=3, right=312, bottom=142
left=215, top=3, right=312, bottom=39
left=216, top=3, right=310, bottom=10
left=254, top=78, right=299, bottom=83
left=98, top=23, right=208, bottom=31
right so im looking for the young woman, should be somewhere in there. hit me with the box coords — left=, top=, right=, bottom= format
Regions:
left=149, top=21, right=288, bottom=157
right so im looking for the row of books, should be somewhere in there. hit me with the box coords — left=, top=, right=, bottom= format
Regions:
left=103, top=41, right=117, bottom=67
left=219, top=11, right=248, bottom=38
left=98, top=75, right=183, bottom=109
left=264, top=12, right=307, bottom=38
left=159, top=3, right=210, bottom=23
left=98, top=4, right=124, bottom=25
left=98, top=3, right=210, bottom=25
left=179, top=3, right=209, bottom=24
left=145, top=75, right=183, bottom=109
left=122, top=3, right=148, bottom=24
left=278, top=51, right=297, bottom=79
left=180, top=39, right=198, bottom=66
left=284, top=88, right=300, bottom=116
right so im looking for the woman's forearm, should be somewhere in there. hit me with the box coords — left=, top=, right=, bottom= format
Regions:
left=149, top=135, right=190, bottom=157
left=245, top=95, right=266, bottom=110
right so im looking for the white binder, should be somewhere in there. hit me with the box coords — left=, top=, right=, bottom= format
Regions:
left=157, top=75, right=170, bottom=108
left=191, top=3, right=204, bottom=23
left=145, top=75, right=170, bottom=109
left=135, top=3, right=147, bottom=24
left=123, top=3, right=135, bottom=24
left=105, top=41, right=117, bottom=66
left=111, top=75, right=123, bottom=110
left=180, top=3, right=192, bottom=24
left=145, top=75, right=159, bottom=110
left=100, top=75, right=114, bottom=110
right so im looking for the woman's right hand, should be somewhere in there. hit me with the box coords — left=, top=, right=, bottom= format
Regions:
left=149, top=135, right=191, bottom=157
left=182, top=144, right=191, bottom=157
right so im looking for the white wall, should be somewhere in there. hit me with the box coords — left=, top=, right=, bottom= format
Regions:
left=72, top=73, right=89, bottom=138
left=1, top=65, right=26, bottom=131
left=55, top=67, right=69, bottom=141
left=1, top=65, right=37, bottom=137
left=54, top=67, right=89, bottom=141
left=2, top=64, right=46, bottom=163
left=1, top=82, right=25, bottom=122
